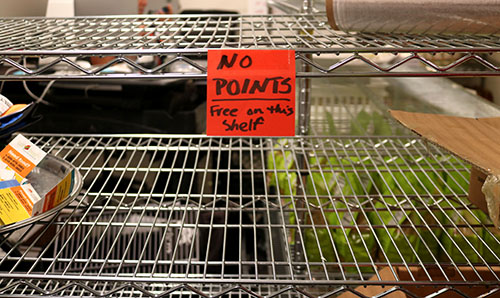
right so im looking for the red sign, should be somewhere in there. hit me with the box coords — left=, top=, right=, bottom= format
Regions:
left=207, top=49, right=296, bottom=136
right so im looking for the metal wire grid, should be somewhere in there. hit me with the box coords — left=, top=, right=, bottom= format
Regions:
left=306, top=76, right=420, bottom=138
left=268, top=0, right=326, bottom=14
left=2, top=14, right=500, bottom=52
left=307, top=79, right=403, bottom=136
left=0, top=14, right=500, bottom=79
left=0, top=134, right=497, bottom=297
left=0, top=281, right=337, bottom=297
left=310, top=95, right=372, bottom=135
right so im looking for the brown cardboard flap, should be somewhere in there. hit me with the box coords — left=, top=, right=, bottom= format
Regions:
left=389, top=110, right=500, bottom=176
left=469, top=167, right=489, bottom=214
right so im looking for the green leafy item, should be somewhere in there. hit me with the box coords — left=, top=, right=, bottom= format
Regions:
left=267, top=108, right=481, bottom=269
left=482, top=222, right=500, bottom=264
left=439, top=167, right=500, bottom=265
left=325, top=111, right=337, bottom=135
left=372, top=111, right=393, bottom=136
left=304, top=227, right=337, bottom=264
left=439, top=169, right=490, bottom=265
left=440, top=209, right=485, bottom=264
left=370, top=156, right=445, bottom=264
left=331, top=157, right=377, bottom=273
left=347, top=110, right=393, bottom=136
left=303, top=156, right=340, bottom=263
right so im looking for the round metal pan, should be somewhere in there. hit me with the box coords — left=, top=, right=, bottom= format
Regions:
left=0, top=154, right=82, bottom=233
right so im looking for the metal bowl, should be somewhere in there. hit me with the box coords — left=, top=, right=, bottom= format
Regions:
left=0, top=154, right=82, bottom=233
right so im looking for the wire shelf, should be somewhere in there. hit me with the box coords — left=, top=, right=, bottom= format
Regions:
left=0, top=134, right=498, bottom=297
left=307, top=78, right=404, bottom=136
left=0, top=14, right=500, bottom=79
left=267, top=0, right=326, bottom=14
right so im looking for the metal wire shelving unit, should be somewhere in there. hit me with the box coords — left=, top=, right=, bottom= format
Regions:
left=0, top=14, right=500, bottom=80
left=0, top=134, right=498, bottom=298
left=0, top=11, right=499, bottom=298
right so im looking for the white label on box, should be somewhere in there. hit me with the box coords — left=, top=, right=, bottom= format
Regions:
left=0, top=95, right=13, bottom=115
left=0, top=168, right=16, bottom=182
left=0, top=158, right=21, bottom=182
left=9, top=135, right=47, bottom=166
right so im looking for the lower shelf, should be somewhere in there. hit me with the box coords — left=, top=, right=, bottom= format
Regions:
left=0, top=134, right=498, bottom=297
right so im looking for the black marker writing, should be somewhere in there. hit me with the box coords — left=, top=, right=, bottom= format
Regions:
left=266, top=104, right=294, bottom=116
left=213, top=77, right=292, bottom=96
left=217, top=54, right=253, bottom=70
left=222, top=117, right=265, bottom=132
left=210, top=104, right=238, bottom=117
left=247, top=108, right=264, bottom=115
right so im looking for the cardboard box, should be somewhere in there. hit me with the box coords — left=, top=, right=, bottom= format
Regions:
left=0, top=134, right=46, bottom=182
left=390, top=110, right=500, bottom=228
left=0, top=135, right=76, bottom=225
left=469, top=168, right=489, bottom=215
left=0, top=180, right=43, bottom=225
left=338, top=266, right=500, bottom=298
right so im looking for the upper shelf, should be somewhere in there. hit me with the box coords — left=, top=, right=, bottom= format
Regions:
left=1, top=14, right=500, bottom=79
left=3, top=14, right=500, bottom=53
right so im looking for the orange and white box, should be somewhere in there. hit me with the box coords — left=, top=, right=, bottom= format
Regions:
left=0, top=134, right=47, bottom=182
left=0, top=181, right=43, bottom=225
left=0, top=135, right=77, bottom=225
